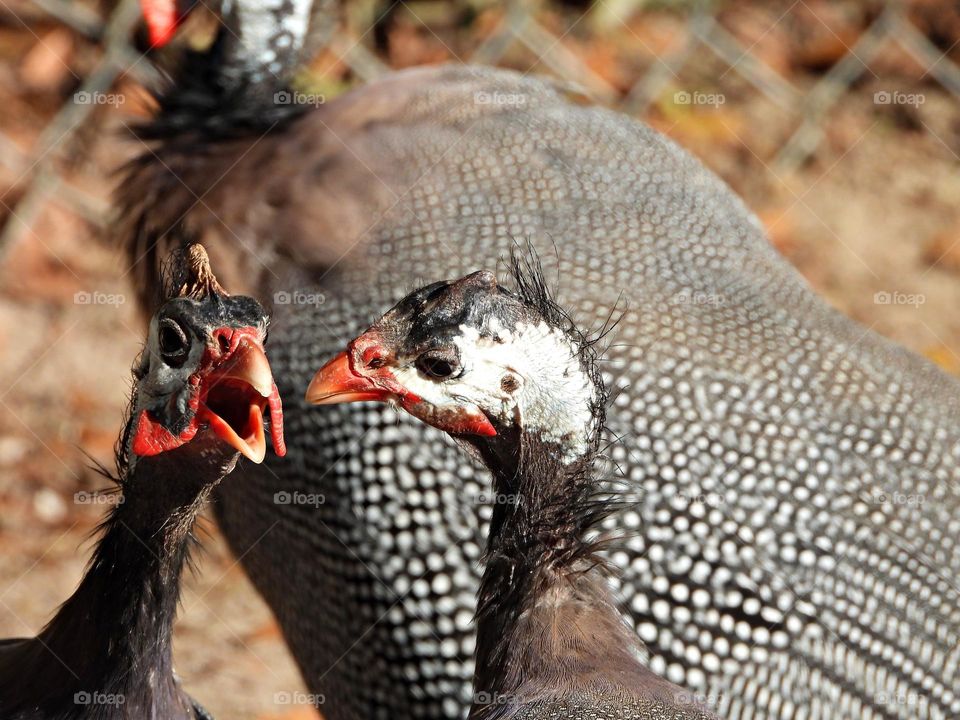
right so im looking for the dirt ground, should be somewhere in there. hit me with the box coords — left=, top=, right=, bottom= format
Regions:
left=1, top=1, right=959, bottom=718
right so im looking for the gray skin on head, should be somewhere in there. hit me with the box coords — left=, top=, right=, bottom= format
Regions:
left=129, top=292, right=270, bottom=457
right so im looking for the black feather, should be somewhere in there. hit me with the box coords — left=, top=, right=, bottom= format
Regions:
left=133, top=33, right=305, bottom=143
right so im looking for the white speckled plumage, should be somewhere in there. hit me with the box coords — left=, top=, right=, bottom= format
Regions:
left=120, top=44, right=960, bottom=720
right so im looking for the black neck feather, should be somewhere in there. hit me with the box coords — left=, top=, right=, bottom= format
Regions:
left=135, top=29, right=306, bottom=143
left=0, top=437, right=234, bottom=718
left=469, top=251, right=642, bottom=714
left=471, top=431, right=626, bottom=707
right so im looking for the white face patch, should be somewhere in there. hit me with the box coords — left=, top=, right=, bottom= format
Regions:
left=392, top=319, right=596, bottom=462
left=233, top=0, right=313, bottom=75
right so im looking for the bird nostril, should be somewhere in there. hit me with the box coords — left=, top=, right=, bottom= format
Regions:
left=218, top=333, right=231, bottom=355
left=361, top=346, right=386, bottom=369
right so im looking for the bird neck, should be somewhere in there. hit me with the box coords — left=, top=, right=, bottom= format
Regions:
left=480, top=431, right=598, bottom=572
left=31, top=445, right=236, bottom=716
left=216, top=0, right=313, bottom=93
left=471, top=433, right=643, bottom=712
left=146, top=0, right=330, bottom=137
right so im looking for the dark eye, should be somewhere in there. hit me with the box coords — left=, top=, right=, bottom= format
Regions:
left=416, top=349, right=460, bottom=379
left=158, top=318, right=190, bottom=366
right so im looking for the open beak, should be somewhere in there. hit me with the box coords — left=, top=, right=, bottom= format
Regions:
left=199, top=335, right=286, bottom=463
left=305, top=351, right=392, bottom=405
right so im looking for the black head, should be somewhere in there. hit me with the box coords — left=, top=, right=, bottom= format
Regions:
left=307, top=262, right=606, bottom=464
left=129, top=246, right=286, bottom=465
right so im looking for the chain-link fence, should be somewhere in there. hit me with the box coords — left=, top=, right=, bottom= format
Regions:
left=1, top=2, right=959, bottom=717
left=2, top=0, right=960, bottom=256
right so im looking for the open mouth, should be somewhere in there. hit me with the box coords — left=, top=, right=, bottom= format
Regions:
left=199, top=335, right=286, bottom=463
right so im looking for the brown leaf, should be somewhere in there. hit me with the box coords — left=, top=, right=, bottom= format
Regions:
left=923, top=230, right=960, bottom=274
left=924, top=345, right=960, bottom=376
left=19, top=28, right=75, bottom=95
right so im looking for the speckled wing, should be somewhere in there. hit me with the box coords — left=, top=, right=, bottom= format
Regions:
left=191, top=65, right=960, bottom=720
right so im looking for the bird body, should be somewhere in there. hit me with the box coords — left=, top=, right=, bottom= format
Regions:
left=0, top=249, right=284, bottom=719
left=119, top=3, right=960, bottom=718
left=307, top=264, right=720, bottom=720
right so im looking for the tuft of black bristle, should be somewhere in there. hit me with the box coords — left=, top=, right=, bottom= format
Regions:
left=473, top=248, right=624, bottom=602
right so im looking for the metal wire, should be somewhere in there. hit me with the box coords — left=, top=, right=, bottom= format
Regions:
left=2, top=0, right=959, bottom=256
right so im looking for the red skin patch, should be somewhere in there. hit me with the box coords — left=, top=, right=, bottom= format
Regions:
left=141, top=0, right=182, bottom=47
left=312, top=334, right=498, bottom=438
left=131, top=327, right=286, bottom=458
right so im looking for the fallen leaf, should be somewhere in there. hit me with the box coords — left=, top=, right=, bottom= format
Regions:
left=923, top=230, right=960, bottom=274
left=924, top=345, right=960, bottom=375
left=19, top=28, right=74, bottom=94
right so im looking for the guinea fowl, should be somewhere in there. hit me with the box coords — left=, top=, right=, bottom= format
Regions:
left=120, top=1, right=960, bottom=718
left=306, top=265, right=722, bottom=720
left=0, top=246, right=285, bottom=720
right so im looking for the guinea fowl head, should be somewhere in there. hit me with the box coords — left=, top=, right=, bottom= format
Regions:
left=307, top=262, right=606, bottom=465
left=128, top=245, right=286, bottom=466
left=139, top=0, right=317, bottom=83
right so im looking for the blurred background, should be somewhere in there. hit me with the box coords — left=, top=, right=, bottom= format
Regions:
left=0, top=0, right=958, bottom=717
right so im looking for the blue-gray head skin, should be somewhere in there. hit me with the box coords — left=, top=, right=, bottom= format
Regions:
left=129, top=245, right=286, bottom=464
left=306, top=266, right=606, bottom=464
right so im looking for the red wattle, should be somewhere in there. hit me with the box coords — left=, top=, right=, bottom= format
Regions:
left=140, top=0, right=180, bottom=48
left=131, top=408, right=197, bottom=456
left=268, top=382, right=286, bottom=457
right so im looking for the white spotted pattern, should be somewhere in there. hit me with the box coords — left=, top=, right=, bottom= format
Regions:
left=200, top=67, right=960, bottom=720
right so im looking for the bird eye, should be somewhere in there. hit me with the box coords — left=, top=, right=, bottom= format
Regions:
left=158, top=318, right=190, bottom=366
left=416, top=349, right=460, bottom=379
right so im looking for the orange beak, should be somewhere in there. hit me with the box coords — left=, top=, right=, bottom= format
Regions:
left=305, top=351, right=394, bottom=405
left=306, top=349, right=497, bottom=438
left=199, top=335, right=285, bottom=463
